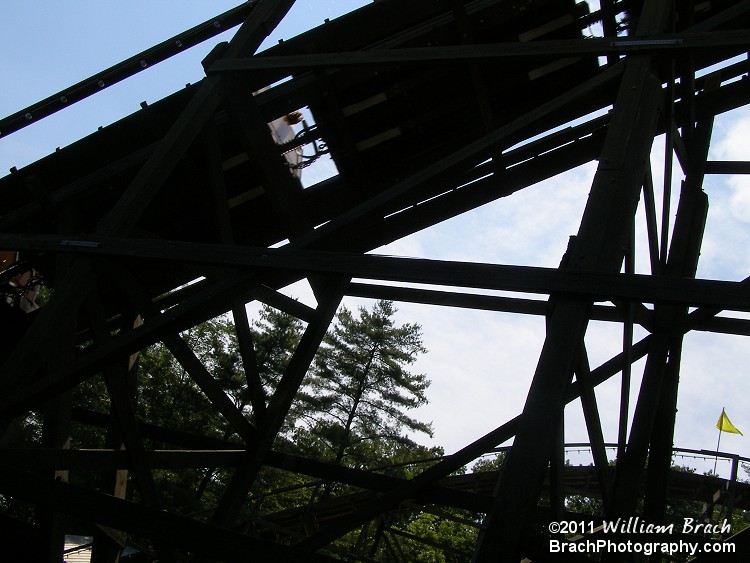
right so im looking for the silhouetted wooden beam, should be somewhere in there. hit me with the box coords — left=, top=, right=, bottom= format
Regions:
left=296, top=334, right=654, bottom=552
left=0, top=464, right=338, bottom=563
left=705, top=160, right=750, bottom=174
left=0, top=2, right=264, bottom=139
left=614, top=114, right=713, bottom=518
left=211, top=281, right=346, bottom=527
left=575, top=347, right=613, bottom=515
left=109, top=264, right=259, bottom=446
left=298, top=276, right=750, bottom=550
left=0, top=0, right=299, bottom=417
left=83, top=296, right=163, bottom=507
left=474, top=0, right=673, bottom=558
left=4, top=234, right=750, bottom=312
left=207, top=31, right=750, bottom=74
left=69, top=407, right=490, bottom=512
left=0, top=144, right=156, bottom=230
left=1, top=446, right=490, bottom=513
left=288, top=62, right=625, bottom=253
left=0, top=272, right=263, bottom=418
left=688, top=0, right=750, bottom=33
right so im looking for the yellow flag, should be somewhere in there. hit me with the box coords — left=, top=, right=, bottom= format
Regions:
left=716, top=410, right=743, bottom=435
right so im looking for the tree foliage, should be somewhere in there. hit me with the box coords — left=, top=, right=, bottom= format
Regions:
left=0, top=300, right=471, bottom=561
left=295, top=300, right=433, bottom=469
left=6, top=296, right=750, bottom=562
left=250, top=304, right=303, bottom=399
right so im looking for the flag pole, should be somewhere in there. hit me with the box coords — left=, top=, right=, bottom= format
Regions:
left=714, top=407, right=725, bottom=475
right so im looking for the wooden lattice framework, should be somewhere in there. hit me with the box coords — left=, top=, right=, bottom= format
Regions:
left=2, top=0, right=750, bottom=561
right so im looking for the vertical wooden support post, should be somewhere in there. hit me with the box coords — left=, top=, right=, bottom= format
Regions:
left=36, top=397, right=72, bottom=563
left=0, top=0, right=298, bottom=402
left=577, top=348, right=614, bottom=515
left=614, top=112, right=713, bottom=519
left=617, top=219, right=635, bottom=463
left=549, top=414, right=566, bottom=521
left=473, top=3, right=671, bottom=560
left=644, top=346, right=681, bottom=524
left=34, top=204, right=78, bottom=563
left=91, top=315, right=143, bottom=563
left=725, top=456, right=739, bottom=534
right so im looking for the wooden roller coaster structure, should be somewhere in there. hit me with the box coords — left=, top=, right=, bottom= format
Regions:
left=2, top=0, right=750, bottom=560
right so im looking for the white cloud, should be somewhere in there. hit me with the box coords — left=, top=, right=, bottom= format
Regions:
left=375, top=104, right=750, bottom=473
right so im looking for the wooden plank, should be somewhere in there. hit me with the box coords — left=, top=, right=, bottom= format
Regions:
left=2, top=256, right=749, bottom=424
left=286, top=62, right=625, bottom=252
left=642, top=164, right=662, bottom=275
left=222, top=76, right=311, bottom=241
left=84, top=298, right=160, bottom=503
left=163, top=333, right=258, bottom=445
left=0, top=0, right=298, bottom=416
left=109, top=264, right=259, bottom=446
left=0, top=2, right=260, bottom=138
left=548, top=413, right=566, bottom=521
left=208, top=31, right=750, bottom=73
left=705, top=160, right=750, bottom=174
left=686, top=0, right=750, bottom=33
left=1, top=447, right=489, bottom=512
left=297, top=337, right=655, bottom=552
left=233, top=303, right=268, bottom=425
left=0, top=272, right=264, bottom=418
left=474, top=1, right=673, bottom=558
left=211, top=280, right=346, bottom=527
left=198, top=121, right=271, bottom=425
left=574, top=348, right=613, bottom=514
left=222, top=73, right=335, bottom=305
left=69, top=407, right=491, bottom=511
left=84, top=297, right=176, bottom=562
left=644, top=347, right=681, bottom=523
left=0, top=144, right=155, bottom=230
left=4, top=234, right=750, bottom=311
left=202, top=120, right=235, bottom=244
left=612, top=116, right=713, bottom=518
left=35, top=212, right=78, bottom=563
left=100, top=0, right=297, bottom=237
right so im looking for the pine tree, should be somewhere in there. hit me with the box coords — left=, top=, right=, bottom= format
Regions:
left=250, top=304, right=303, bottom=400
left=126, top=308, right=306, bottom=516
left=296, top=300, right=433, bottom=469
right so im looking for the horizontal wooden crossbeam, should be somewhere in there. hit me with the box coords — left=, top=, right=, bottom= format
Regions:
left=0, top=463, right=338, bottom=562
left=4, top=234, right=750, bottom=311
left=206, top=31, right=750, bottom=73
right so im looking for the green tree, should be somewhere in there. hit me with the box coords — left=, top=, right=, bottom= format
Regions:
left=250, top=304, right=303, bottom=395
left=1, top=299, right=453, bottom=560
left=135, top=308, right=306, bottom=516
left=134, top=319, right=240, bottom=516
left=357, top=455, right=502, bottom=562
left=392, top=454, right=506, bottom=562
left=386, top=510, right=479, bottom=563
left=296, top=300, right=433, bottom=469
left=471, top=452, right=506, bottom=474
left=133, top=306, right=303, bottom=444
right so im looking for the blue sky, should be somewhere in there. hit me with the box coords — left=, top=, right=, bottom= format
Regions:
left=2, top=1, right=750, bottom=478
left=0, top=1, right=370, bottom=173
